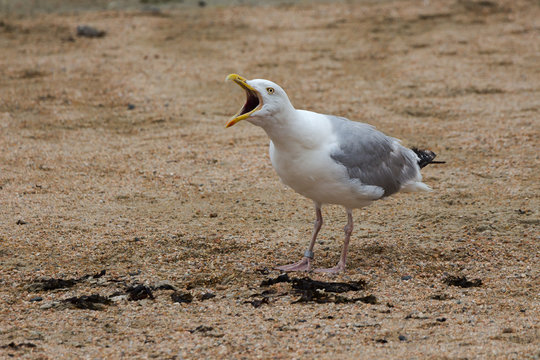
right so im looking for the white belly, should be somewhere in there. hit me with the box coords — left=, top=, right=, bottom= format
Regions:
left=269, top=141, right=380, bottom=208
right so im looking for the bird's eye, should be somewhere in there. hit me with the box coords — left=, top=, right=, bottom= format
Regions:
left=266, top=87, right=275, bottom=94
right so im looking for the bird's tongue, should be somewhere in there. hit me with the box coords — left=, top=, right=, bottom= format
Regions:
left=240, top=89, right=260, bottom=116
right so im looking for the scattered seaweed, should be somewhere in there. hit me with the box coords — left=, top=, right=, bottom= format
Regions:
left=188, top=325, right=224, bottom=338
left=126, top=284, right=155, bottom=301
left=189, top=325, right=213, bottom=334
left=0, top=342, right=36, bottom=349
left=79, top=270, right=107, bottom=280
left=76, top=25, right=106, bottom=38
left=291, top=277, right=366, bottom=293
left=27, top=270, right=107, bottom=292
left=293, top=290, right=376, bottom=304
left=152, top=282, right=176, bottom=291
left=62, top=294, right=112, bottom=310
left=443, top=275, right=482, bottom=288
left=260, top=275, right=373, bottom=304
left=171, top=291, right=193, bottom=304
left=260, top=273, right=290, bottom=286
left=244, top=297, right=270, bottom=308
left=261, top=274, right=366, bottom=293
left=27, top=278, right=77, bottom=291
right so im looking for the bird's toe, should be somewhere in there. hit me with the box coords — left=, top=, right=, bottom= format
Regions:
left=275, top=258, right=311, bottom=272
left=314, top=265, right=345, bottom=274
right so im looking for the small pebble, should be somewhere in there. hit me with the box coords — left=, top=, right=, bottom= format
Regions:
left=200, top=292, right=216, bottom=301
left=127, top=103, right=136, bottom=110
left=401, top=275, right=412, bottom=281
left=110, top=295, right=128, bottom=302
left=29, top=297, right=43, bottom=302
left=76, top=25, right=106, bottom=38
left=40, top=301, right=59, bottom=310
left=398, top=335, right=407, bottom=341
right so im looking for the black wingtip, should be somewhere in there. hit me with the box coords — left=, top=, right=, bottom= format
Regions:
left=411, top=147, right=445, bottom=168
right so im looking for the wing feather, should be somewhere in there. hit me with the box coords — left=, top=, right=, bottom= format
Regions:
left=327, top=115, right=420, bottom=197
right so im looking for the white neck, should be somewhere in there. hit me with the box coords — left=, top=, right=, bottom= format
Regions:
left=260, top=109, right=299, bottom=142
left=250, top=108, right=331, bottom=152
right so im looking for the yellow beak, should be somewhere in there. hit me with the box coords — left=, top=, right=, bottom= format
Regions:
left=225, top=74, right=262, bottom=128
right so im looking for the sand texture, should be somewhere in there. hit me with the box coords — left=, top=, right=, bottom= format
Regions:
left=0, top=0, right=539, bottom=358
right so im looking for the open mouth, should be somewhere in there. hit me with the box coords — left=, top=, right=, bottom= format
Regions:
left=238, top=88, right=260, bottom=117
left=226, top=74, right=262, bottom=127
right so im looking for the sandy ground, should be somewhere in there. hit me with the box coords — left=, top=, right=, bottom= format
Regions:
left=1, top=0, right=539, bottom=358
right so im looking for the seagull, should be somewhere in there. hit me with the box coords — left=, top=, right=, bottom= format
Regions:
left=225, top=74, right=443, bottom=274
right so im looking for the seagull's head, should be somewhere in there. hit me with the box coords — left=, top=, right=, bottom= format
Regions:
left=225, top=74, right=294, bottom=128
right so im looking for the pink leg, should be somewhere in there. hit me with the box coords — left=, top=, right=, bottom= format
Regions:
left=315, top=209, right=353, bottom=274
left=276, top=204, right=322, bottom=272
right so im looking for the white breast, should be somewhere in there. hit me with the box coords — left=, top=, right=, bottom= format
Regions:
left=267, top=111, right=378, bottom=208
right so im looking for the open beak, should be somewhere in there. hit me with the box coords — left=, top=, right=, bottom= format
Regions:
left=225, top=74, right=262, bottom=128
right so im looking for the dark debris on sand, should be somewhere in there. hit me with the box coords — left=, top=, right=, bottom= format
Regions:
left=27, top=278, right=77, bottom=291
left=245, top=289, right=276, bottom=308
left=76, top=25, right=106, bottom=38
left=188, top=325, right=224, bottom=338
left=261, top=274, right=366, bottom=292
left=0, top=342, right=37, bottom=349
left=260, top=274, right=374, bottom=304
left=152, top=282, right=176, bottom=291
left=80, top=269, right=106, bottom=280
left=199, top=292, right=216, bottom=301
left=430, top=293, right=451, bottom=300
left=260, top=273, right=290, bottom=286
left=291, top=277, right=366, bottom=293
left=244, top=297, right=270, bottom=308
left=171, top=291, right=193, bottom=304
left=27, top=270, right=203, bottom=309
left=27, top=270, right=107, bottom=291
left=443, top=275, right=482, bottom=288
left=294, top=290, right=377, bottom=304
left=126, top=284, right=155, bottom=301
left=62, top=294, right=112, bottom=310
left=189, top=325, right=213, bottom=334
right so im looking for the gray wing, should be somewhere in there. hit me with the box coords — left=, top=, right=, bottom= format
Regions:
left=327, top=115, right=419, bottom=197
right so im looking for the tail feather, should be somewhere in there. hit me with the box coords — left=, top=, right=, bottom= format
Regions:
left=411, top=147, right=445, bottom=168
